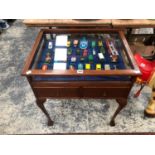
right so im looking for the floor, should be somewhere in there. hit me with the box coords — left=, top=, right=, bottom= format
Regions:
left=0, top=20, right=155, bottom=134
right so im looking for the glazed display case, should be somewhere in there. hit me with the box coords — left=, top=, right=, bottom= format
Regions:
left=22, top=28, right=141, bottom=126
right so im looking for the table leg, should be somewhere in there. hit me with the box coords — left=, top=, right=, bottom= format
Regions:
left=110, top=98, right=127, bottom=126
left=36, top=98, right=54, bottom=126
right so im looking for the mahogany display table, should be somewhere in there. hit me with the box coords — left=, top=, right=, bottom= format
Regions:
left=22, top=28, right=141, bottom=126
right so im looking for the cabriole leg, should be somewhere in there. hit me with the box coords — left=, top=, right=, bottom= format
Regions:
left=36, top=98, right=54, bottom=126
left=110, top=98, right=127, bottom=126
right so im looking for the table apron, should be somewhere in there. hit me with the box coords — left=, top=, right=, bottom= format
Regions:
left=33, top=87, right=130, bottom=98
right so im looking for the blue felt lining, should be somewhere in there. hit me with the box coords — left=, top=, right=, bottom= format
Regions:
left=33, top=75, right=130, bottom=81
left=34, top=34, right=130, bottom=81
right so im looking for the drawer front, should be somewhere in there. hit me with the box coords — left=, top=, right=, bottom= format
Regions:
left=34, top=87, right=80, bottom=98
left=33, top=87, right=130, bottom=98
left=82, top=87, right=129, bottom=98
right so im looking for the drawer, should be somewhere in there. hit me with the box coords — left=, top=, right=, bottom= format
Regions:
left=82, top=87, right=129, bottom=98
left=34, top=87, right=80, bottom=98
left=34, top=86, right=130, bottom=98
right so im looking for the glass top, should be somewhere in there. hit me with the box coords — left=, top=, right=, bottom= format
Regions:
left=31, top=32, right=132, bottom=72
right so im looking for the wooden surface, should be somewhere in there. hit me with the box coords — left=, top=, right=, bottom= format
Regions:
left=23, top=19, right=112, bottom=27
left=112, top=19, right=155, bottom=28
left=23, top=19, right=155, bottom=28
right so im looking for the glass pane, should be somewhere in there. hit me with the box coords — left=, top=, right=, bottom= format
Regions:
left=31, top=32, right=133, bottom=71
